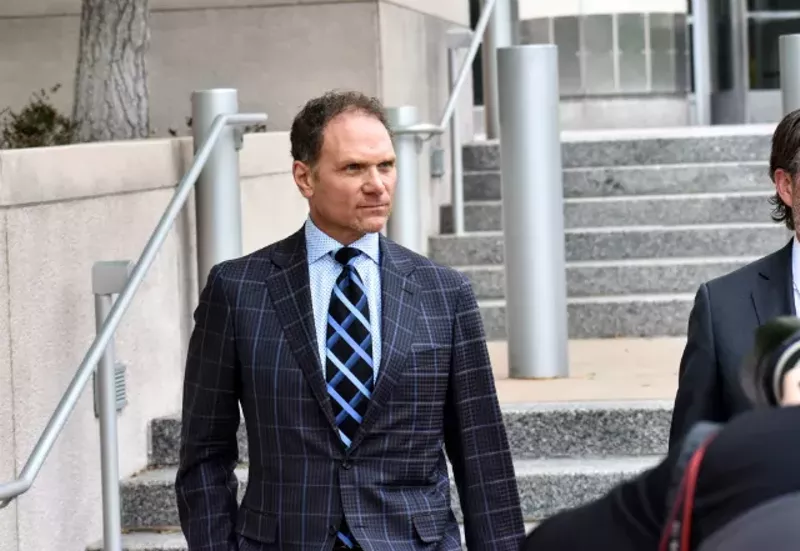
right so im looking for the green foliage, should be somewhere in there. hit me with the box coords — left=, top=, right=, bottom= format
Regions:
left=0, top=85, right=76, bottom=149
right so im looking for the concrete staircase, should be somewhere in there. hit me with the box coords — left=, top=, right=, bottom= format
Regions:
left=88, top=125, right=786, bottom=549
left=435, top=126, right=788, bottom=339
left=88, top=401, right=669, bottom=550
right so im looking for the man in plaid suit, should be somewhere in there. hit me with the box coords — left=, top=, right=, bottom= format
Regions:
left=175, top=90, right=524, bottom=551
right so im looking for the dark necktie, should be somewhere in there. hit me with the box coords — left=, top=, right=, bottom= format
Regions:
left=326, top=246, right=374, bottom=549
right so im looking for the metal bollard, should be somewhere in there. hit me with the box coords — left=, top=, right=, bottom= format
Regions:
left=386, top=106, right=422, bottom=253
left=191, top=88, right=244, bottom=287
left=91, top=260, right=133, bottom=551
left=497, top=44, right=569, bottom=379
left=481, top=0, right=515, bottom=139
left=690, top=0, right=712, bottom=125
left=780, top=34, right=800, bottom=115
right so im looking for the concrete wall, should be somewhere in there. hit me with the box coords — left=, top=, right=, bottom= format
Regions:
left=0, top=132, right=308, bottom=551
left=0, top=0, right=468, bottom=135
left=0, top=0, right=468, bottom=252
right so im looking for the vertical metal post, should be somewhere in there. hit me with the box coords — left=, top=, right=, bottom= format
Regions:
left=691, top=0, right=712, bottom=125
left=386, top=106, right=422, bottom=253
left=780, top=34, right=800, bottom=115
left=95, top=293, right=122, bottom=551
left=498, top=44, right=569, bottom=379
left=91, top=260, right=131, bottom=551
left=191, top=88, right=243, bottom=287
left=447, top=28, right=472, bottom=236
left=482, top=0, right=515, bottom=139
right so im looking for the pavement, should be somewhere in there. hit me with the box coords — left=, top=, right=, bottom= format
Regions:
left=489, top=338, right=685, bottom=403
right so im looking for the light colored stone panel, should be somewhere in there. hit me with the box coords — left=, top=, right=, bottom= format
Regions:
left=0, top=15, right=78, bottom=116
left=0, top=139, right=183, bottom=207
left=383, top=0, right=468, bottom=25
left=0, top=211, right=17, bottom=551
left=240, top=131, right=293, bottom=178
left=7, top=189, right=184, bottom=551
left=377, top=2, right=470, bottom=253
left=241, top=173, right=308, bottom=255
left=0, top=0, right=378, bottom=18
left=148, top=3, right=380, bottom=134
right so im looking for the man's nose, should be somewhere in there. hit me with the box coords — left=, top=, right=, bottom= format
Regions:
left=362, top=167, right=384, bottom=191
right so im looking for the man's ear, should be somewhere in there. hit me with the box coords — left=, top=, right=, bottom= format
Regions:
left=775, top=168, right=795, bottom=208
left=293, top=160, right=314, bottom=199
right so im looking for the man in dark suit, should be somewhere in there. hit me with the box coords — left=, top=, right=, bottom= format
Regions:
left=668, top=109, right=800, bottom=448
left=175, top=90, right=524, bottom=551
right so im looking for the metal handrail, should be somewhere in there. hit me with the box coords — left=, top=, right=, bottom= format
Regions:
left=0, top=111, right=266, bottom=509
left=391, top=0, right=497, bottom=138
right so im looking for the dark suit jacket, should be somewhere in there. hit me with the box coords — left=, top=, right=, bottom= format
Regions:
left=522, top=405, right=800, bottom=551
left=174, top=228, right=525, bottom=551
left=668, top=240, right=795, bottom=448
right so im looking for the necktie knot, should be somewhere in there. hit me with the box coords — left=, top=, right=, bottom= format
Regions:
left=334, top=247, right=361, bottom=266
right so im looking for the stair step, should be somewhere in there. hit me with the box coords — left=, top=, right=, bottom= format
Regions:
left=440, top=191, right=772, bottom=233
left=480, top=294, right=693, bottom=339
left=462, top=127, right=772, bottom=171
left=87, top=524, right=540, bottom=550
left=428, top=224, right=789, bottom=266
left=149, top=401, right=670, bottom=467
left=462, top=257, right=755, bottom=299
left=463, top=162, right=769, bottom=201
left=120, top=457, right=659, bottom=529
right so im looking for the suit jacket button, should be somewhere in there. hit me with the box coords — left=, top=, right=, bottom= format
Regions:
left=329, top=524, right=338, bottom=535
left=341, top=459, right=352, bottom=469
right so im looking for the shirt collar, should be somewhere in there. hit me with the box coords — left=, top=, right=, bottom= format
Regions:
left=304, top=217, right=380, bottom=265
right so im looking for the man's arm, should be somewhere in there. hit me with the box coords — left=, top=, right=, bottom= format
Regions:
left=175, top=264, right=241, bottom=550
left=443, top=278, right=525, bottom=551
left=668, top=282, right=724, bottom=449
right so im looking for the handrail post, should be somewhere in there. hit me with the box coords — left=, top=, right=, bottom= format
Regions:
left=780, top=34, right=800, bottom=115
left=498, top=44, right=569, bottom=379
left=386, top=106, right=422, bottom=253
left=92, top=261, right=132, bottom=551
left=447, top=29, right=473, bottom=236
left=481, top=0, right=515, bottom=139
left=192, top=88, right=244, bottom=287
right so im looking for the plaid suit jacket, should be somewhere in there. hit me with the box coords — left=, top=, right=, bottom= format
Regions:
left=175, top=228, right=524, bottom=551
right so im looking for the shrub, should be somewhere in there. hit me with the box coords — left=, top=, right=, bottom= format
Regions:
left=0, top=84, right=76, bottom=149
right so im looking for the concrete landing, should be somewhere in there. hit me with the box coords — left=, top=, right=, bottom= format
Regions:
left=489, top=338, right=684, bottom=404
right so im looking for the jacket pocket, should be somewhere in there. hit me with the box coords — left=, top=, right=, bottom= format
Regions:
left=235, top=506, right=278, bottom=544
left=412, top=511, right=448, bottom=543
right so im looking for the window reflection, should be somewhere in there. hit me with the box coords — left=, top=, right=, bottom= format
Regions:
left=747, top=16, right=800, bottom=89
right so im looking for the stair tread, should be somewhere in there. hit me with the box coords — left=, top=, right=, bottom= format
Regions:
left=456, top=256, right=760, bottom=270
left=127, top=455, right=660, bottom=487
left=479, top=293, right=695, bottom=307
left=459, top=190, right=772, bottom=206
left=434, top=222, right=782, bottom=238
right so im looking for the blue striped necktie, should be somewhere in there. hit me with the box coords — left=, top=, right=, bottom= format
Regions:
left=326, top=246, right=373, bottom=549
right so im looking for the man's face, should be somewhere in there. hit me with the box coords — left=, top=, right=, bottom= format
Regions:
left=293, top=110, right=397, bottom=244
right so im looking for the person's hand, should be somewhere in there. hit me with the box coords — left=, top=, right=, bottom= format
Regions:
left=780, top=365, right=800, bottom=406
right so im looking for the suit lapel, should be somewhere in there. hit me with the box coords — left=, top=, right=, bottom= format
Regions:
left=348, top=237, right=421, bottom=452
left=752, top=239, right=795, bottom=324
left=266, top=228, right=337, bottom=432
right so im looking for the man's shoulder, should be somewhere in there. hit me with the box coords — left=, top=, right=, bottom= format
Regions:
left=210, top=231, right=301, bottom=284
left=703, top=242, right=790, bottom=294
left=383, top=238, right=469, bottom=289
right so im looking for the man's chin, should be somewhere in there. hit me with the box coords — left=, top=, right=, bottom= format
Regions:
left=359, top=216, right=388, bottom=234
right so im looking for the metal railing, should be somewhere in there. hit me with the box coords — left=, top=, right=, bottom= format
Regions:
left=386, top=0, right=502, bottom=249
left=0, top=88, right=266, bottom=551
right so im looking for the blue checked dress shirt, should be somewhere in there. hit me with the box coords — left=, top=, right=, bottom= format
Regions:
left=305, top=217, right=382, bottom=375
